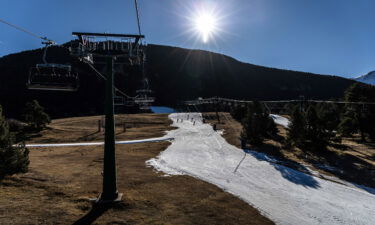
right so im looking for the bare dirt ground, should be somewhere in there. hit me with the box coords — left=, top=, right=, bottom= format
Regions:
left=203, top=112, right=375, bottom=188
left=0, top=113, right=274, bottom=225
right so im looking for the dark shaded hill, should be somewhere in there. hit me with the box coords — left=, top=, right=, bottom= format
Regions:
left=147, top=45, right=356, bottom=105
left=0, top=43, right=356, bottom=118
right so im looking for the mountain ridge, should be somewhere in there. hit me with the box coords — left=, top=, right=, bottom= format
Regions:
left=355, top=71, right=375, bottom=85
left=0, top=43, right=358, bottom=118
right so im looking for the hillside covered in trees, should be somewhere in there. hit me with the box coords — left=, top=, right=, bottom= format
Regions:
left=0, top=43, right=357, bottom=118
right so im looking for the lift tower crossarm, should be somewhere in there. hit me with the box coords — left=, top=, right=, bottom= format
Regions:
left=72, top=32, right=144, bottom=52
left=72, top=32, right=144, bottom=39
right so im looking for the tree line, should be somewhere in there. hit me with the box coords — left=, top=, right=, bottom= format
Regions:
left=230, top=83, right=375, bottom=151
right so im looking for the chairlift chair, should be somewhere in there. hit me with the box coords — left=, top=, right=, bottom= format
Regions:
left=139, top=105, right=150, bottom=110
left=135, top=77, right=155, bottom=110
left=114, top=95, right=136, bottom=107
left=28, top=39, right=79, bottom=92
left=134, top=90, right=154, bottom=111
left=134, top=96, right=155, bottom=104
left=27, top=63, right=79, bottom=92
left=136, top=89, right=152, bottom=94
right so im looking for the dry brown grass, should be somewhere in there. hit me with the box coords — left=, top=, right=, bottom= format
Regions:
left=0, top=113, right=274, bottom=225
left=203, top=112, right=375, bottom=188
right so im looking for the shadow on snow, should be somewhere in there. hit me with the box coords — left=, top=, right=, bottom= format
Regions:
left=243, top=149, right=321, bottom=189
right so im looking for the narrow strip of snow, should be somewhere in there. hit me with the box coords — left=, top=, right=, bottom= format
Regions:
left=23, top=137, right=174, bottom=148
left=270, top=114, right=290, bottom=128
left=147, top=113, right=375, bottom=225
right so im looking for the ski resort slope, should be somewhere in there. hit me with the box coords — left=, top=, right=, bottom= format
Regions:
left=147, top=113, right=375, bottom=225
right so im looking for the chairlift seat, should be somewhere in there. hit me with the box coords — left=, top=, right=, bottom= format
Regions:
left=134, top=97, right=155, bottom=103
left=36, top=63, right=71, bottom=71
left=27, top=65, right=79, bottom=92
left=136, top=89, right=152, bottom=94
left=27, top=85, right=78, bottom=92
left=139, top=105, right=150, bottom=110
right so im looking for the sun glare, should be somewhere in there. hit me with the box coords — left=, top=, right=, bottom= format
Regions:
left=194, top=12, right=217, bottom=43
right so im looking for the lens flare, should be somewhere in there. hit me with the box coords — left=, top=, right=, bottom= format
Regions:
left=194, top=13, right=217, bottom=43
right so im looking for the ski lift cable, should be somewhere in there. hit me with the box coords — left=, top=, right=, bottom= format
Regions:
left=85, top=62, right=134, bottom=98
left=134, top=0, right=148, bottom=81
left=0, top=18, right=71, bottom=51
left=134, top=0, right=142, bottom=36
left=187, top=97, right=375, bottom=106
left=84, top=61, right=138, bottom=99
left=0, top=18, right=55, bottom=43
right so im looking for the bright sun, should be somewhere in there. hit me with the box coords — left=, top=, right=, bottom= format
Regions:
left=194, top=13, right=217, bottom=43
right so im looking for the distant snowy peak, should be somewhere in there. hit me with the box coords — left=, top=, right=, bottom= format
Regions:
left=355, top=71, right=375, bottom=85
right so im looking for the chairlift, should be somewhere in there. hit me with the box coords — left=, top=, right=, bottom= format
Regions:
left=136, top=89, right=152, bottom=94
left=139, top=105, right=150, bottom=110
left=134, top=96, right=155, bottom=104
left=134, top=76, right=155, bottom=110
left=114, top=95, right=136, bottom=107
left=27, top=64, right=79, bottom=91
left=27, top=41, right=79, bottom=91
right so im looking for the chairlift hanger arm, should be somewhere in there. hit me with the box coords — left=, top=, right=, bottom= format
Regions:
left=133, top=37, right=141, bottom=48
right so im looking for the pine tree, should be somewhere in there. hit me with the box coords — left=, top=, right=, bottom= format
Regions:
left=362, top=105, right=375, bottom=141
left=305, top=105, right=328, bottom=150
left=316, top=103, right=341, bottom=142
left=287, top=104, right=329, bottom=151
left=230, top=104, right=247, bottom=122
left=338, top=106, right=358, bottom=137
left=0, top=105, right=29, bottom=180
left=286, top=105, right=306, bottom=148
left=23, top=100, right=51, bottom=130
left=338, top=83, right=375, bottom=141
left=241, top=101, right=277, bottom=146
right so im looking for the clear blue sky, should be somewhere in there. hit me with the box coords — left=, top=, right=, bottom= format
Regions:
left=1, top=0, right=375, bottom=78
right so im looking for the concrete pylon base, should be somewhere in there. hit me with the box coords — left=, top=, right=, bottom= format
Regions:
left=90, top=193, right=123, bottom=205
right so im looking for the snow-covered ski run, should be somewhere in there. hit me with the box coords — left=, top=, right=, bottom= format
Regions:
left=23, top=137, right=174, bottom=148
left=147, top=113, right=375, bottom=225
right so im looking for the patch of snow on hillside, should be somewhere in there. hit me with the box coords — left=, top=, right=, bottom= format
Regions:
left=270, top=114, right=290, bottom=128
left=355, top=71, right=375, bottom=85
left=147, top=113, right=375, bottom=225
